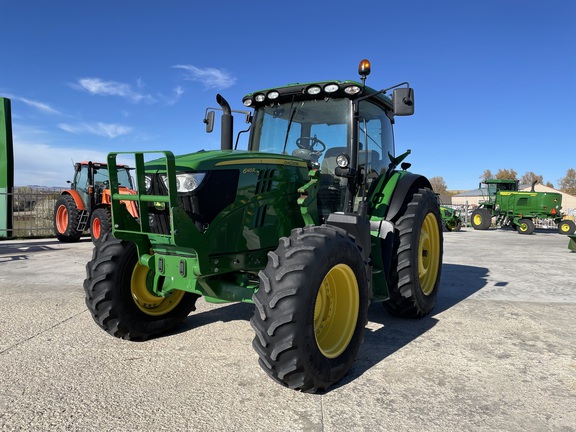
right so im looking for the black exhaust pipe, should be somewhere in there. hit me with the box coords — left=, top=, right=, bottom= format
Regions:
left=216, top=94, right=233, bottom=151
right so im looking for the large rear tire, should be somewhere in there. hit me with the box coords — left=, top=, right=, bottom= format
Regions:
left=471, top=208, right=492, bottom=230
left=54, top=194, right=82, bottom=242
left=90, top=207, right=112, bottom=245
left=384, top=188, right=443, bottom=318
left=84, top=234, right=199, bottom=341
left=251, top=225, right=369, bottom=393
left=558, top=219, right=576, bottom=235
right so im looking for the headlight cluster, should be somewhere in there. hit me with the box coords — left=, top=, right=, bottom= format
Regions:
left=160, top=173, right=206, bottom=193
left=242, top=82, right=362, bottom=107
left=143, top=173, right=206, bottom=193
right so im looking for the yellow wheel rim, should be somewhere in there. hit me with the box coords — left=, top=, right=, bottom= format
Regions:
left=560, top=222, right=569, bottom=233
left=518, top=223, right=528, bottom=232
left=131, top=262, right=185, bottom=316
left=314, top=264, right=359, bottom=359
left=418, top=213, right=441, bottom=295
left=473, top=214, right=482, bottom=226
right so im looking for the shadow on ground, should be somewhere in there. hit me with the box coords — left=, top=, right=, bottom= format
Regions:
left=169, top=262, right=490, bottom=391
left=0, top=238, right=92, bottom=262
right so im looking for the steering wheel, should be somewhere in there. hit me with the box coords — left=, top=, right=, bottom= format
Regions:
left=296, top=136, right=326, bottom=152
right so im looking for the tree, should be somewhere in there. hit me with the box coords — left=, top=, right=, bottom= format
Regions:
left=545, top=181, right=554, bottom=188
left=495, top=168, right=517, bottom=180
left=429, top=176, right=447, bottom=194
left=480, top=169, right=494, bottom=182
left=520, top=172, right=544, bottom=187
left=558, top=168, right=576, bottom=196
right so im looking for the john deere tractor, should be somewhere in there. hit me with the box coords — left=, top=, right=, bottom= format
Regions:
left=471, top=179, right=576, bottom=235
left=54, top=161, right=138, bottom=244
left=83, top=60, right=444, bottom=393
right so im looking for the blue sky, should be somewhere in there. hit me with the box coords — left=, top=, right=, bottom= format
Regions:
left=1, top=0, right=575, bottom=190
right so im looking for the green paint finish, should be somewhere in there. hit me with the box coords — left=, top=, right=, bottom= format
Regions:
left=0, top=98, right=14, bottom=238
left=106, top=150, right=310, bottom=300
left=479, top=179, right=566, bottom=228
left=568, top=234, right=576, bottom=252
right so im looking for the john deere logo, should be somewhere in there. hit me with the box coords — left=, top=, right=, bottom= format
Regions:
left=243, top=168, right=259, bottom=175
left=154, top=202, right=166, bottom=210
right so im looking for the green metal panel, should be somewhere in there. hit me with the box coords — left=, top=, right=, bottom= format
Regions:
left=568, top=234, right=576, bottom=252
left=106, top=150, right=310, bottom=302
left=0, top=97, right=14, bottom=238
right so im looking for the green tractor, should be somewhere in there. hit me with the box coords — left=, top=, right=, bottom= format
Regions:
left=436, top=194, right=462, bottom=232
left=83, top=60, right=443, bottom=393
left=440, top=205, right=462, bottom=232
left=471, top=179, right=576, bottom=235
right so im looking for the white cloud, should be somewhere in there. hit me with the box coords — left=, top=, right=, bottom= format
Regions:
left=58, top=122, right=133, bottom=139
left=3, top=94, right=61, bottom=115
left=13, top=140, right=135, bottom=187
left=173, top=65, right=236, bottom=90
left=13, top=141, right=107, bottom=187
left=73, top=78, right=156, bottom=104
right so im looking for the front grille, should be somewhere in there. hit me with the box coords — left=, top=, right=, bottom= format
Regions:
left=147, top=170, right=239, bottom=235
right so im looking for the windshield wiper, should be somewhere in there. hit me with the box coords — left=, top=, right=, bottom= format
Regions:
left=282, top=97, right=299, bottom=154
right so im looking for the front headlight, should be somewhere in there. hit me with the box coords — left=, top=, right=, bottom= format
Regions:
left=160, top=173, right=206, bottom=193
left=144, top=175, right=152, bottom=192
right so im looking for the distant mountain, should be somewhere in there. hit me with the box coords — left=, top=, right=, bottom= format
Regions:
left=15, top=185, right=67, bottom=191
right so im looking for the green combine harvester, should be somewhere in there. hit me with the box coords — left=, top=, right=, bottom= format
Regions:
left=83, top=60, right=444, bottom=393
left=471, top=179, right=575, bottom=235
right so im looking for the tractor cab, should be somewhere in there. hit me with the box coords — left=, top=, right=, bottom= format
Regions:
left=71, top=161, right=134, bottom=211
left=480, top=178, right=519, bottom=204
left=219, top=59, right=415, bottom=223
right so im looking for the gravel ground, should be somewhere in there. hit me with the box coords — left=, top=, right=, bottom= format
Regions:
left=0, top=227, right=575, bottom=432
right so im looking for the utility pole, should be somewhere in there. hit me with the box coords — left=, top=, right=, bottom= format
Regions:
left=0, top=97, right=14, bottom=238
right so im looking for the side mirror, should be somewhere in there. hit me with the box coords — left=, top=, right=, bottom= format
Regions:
left=393, top=88, right=415, bottom=116
left=204, top=110, right=215, bottom=133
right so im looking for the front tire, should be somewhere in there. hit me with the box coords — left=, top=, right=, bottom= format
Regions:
left=385, top=188, right=443, bottom=318
left=558, top=220, right=576, bottom=235
left=471, top=208, right=492, bottom=230
left=84, top=234, right=199, bottom=341
left=90, top=207, right=112, bottom=245
left=54, top=194, right=82, bottom=242
left=251, top=225, right=369, bottom=393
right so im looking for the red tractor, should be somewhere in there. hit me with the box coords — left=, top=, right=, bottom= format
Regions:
left=54, top=161, right=138, bottom=244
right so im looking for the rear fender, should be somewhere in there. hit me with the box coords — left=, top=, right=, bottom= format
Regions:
left=60, top=190, right=86, bottom=211
left=386, top=173, right=432, bottom=222
left=367, top=172, right=432, bottom=299
left=368, top=171, right=432, bottom=221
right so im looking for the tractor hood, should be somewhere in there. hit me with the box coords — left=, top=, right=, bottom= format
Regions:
left=144, top=150, right=309, bottom=173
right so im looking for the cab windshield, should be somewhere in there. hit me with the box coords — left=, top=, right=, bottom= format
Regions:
left=249, top=98, right=351, bottom=169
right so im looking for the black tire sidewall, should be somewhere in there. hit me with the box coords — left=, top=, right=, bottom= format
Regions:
left=558, top=220, right=576, bottom=235
left=252, top=225, right=369, bottom=392
left=90, top=207, right=112, bottom=245
left=471, top=208, right=492, bottom=230
left=84, top=235, right=198, bottom=340
left=297, top=232, right=368, bottom=384
left=385, top=188, right=443, bottom=317
left=54, top=194, right=82, bottom=241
